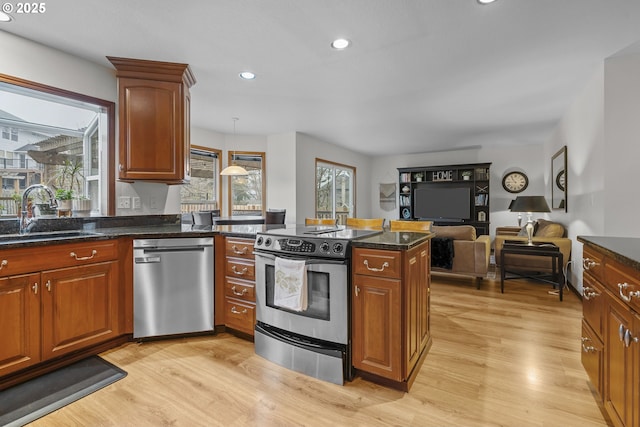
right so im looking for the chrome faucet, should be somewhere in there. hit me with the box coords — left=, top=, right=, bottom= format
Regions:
left=20, top=184, right=58, bottom=234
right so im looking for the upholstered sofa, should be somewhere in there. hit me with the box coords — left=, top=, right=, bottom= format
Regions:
left=430, top=225, right=491, bottom=289
left=494, top=219, right=571, bottom=273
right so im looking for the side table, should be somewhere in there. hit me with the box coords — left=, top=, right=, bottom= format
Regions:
left=500, top=240, right=564, bottom=301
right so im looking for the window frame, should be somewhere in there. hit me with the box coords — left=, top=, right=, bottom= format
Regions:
left=315, top=158, right=356, bottom=224
left=226, top=150, right=266, bottom=217
left=181, top=145, right=222, bottom=214
left=0, top=73, right=116, bottom=215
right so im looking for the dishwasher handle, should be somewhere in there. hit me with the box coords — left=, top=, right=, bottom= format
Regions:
left=135, top=256, right=162, bottom=264
left=139, top=246, right=208, bottom=253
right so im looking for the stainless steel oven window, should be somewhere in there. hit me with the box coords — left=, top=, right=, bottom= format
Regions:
left=264, top=264, right=330, bottom=320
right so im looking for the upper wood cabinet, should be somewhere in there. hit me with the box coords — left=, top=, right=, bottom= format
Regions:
left=108, top=56, right=196, bottom=184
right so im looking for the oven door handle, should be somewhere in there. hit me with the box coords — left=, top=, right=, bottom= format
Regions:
left=254, top=251, right=347, bottom=266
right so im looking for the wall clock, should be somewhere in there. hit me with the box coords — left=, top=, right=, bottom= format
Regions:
left=556, top=170, right=565, bottom=191
left=502, top=171, right=529, bottom=193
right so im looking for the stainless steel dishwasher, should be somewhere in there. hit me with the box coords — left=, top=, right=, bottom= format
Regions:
left=133, top=237, right=214, bottom=339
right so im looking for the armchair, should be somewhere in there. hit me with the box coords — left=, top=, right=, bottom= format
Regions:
left=494, top=219, right=571, bottom=273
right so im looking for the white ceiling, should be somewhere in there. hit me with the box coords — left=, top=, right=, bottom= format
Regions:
left=3, top=0, right=640, bottom=156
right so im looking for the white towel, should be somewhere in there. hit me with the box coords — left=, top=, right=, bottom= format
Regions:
left=273, top=257, right=308, bottom=312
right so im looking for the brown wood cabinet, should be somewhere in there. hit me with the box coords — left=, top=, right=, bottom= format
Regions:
left=108, top=56, right=196, bottom=184
left=223, top=237, right=256, bottom=335
left=0, top=240, right=120, bottom=378
left=352, top=239, right=431, bottom=391
left=580, top=240, right=640, bottom=427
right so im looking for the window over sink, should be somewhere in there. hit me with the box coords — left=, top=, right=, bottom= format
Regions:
left=0, top=74, right=115, bottom=217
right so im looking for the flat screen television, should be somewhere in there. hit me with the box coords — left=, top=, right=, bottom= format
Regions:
left=413, top=186, right=471, bottom=221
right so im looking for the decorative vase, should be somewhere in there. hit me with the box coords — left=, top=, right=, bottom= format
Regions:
left=57, top=200, right=72, bottom=211
left=72, top=199, right=92, bottom=217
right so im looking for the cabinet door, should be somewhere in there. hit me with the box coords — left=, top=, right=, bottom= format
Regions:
left=583, top=273, right=605, bottom=339
left=0, top=273, right=40, bottom=376
left=581, top=320, right=604, bottom=397
left=41, top=261, right=118, bottom=360
left=352, top=274, right=402, bottom=381
left=405, top=246, right=430, bottom=376
left=604, top=293, right=636, bottom=427
left=118, top=78, right=187, bottom=182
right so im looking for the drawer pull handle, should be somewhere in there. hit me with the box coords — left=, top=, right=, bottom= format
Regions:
left=231, top=265, right=248, bottom=275
left=624, top=329, right=639, bottom=348
left=617, top=282, right=640, bottom=302
left=70, top=250, right=97, bottom=261
left=583, top=258, right=600, bottom=270
left=0, top=259, right=7, bottom=270
left=231, top=245, right=248, bottom=255
left=363, top=260, right=389, bottom=272
left=583, top=287, right=600, bottom=300
left=231, top=286, right=248, bottom=296
left=45, top=280, right=51, bottom=292
left=32, top=282, right=38, bottom=294
left=231, top=306, right=247, bottom=315
left=581, top=337, right=597, bottom=353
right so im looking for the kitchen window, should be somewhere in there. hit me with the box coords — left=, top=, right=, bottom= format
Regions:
left=0, top=76, right=115, bottom=215
left=227, top=151, right=265, bottom=216
left=180, top=146, right=221, bottom=213
left=315, top=159, right=355, bottom=225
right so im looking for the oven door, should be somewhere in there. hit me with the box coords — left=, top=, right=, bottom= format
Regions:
left=254, top=251, right=348, bottom=344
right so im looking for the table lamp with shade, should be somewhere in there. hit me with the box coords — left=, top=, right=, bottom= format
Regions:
left=509, top=196, right=550, bottom=245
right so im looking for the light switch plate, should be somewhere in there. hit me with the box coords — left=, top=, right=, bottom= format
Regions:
left=132, top=196, right=141, bottom=209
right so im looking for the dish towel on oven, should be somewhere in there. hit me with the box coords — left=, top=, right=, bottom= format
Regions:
left=274, top=257, right=308, bottom=312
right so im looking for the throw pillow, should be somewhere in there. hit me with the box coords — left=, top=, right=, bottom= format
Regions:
left=535, top=219, right=565, bottom=238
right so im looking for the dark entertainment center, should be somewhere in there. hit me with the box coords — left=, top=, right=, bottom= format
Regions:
left=398, top=162, right=491, bottom=235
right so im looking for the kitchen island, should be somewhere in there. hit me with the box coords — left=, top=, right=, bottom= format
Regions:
left=350, top=231, right=433, bottom=391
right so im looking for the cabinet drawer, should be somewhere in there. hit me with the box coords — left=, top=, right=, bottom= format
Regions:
left=225, top=238, right=255, bottom=260
left=582, top=274, right=605, bottom=340
left=0, top=239, right=118, bottom=277
left=581, top=320, right=603, bottom=398
left=225, top=259, right=255, bottom=281
left=353, top=248, right=401, bottom=279
left=225, top=277, right=255, bottom=302
left=225, top=297, right=255, bottom=335
left=605, top=259, right=640, bottom=311
left=582, top=246, right=604, bottom=282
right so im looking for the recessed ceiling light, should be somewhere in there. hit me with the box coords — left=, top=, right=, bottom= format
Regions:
left=331, top=38, right=350, bottom=50
left=0, top=11, right=12, bottom=22
left=477, top=0, right=497, bottom=4
left=239, top=71, right=256, bottom=80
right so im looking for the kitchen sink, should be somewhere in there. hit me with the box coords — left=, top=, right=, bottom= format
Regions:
left=0, top=230, right=103, bottom=245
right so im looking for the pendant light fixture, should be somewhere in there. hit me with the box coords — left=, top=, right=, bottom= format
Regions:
left=220, top=117, right=248, bottom=176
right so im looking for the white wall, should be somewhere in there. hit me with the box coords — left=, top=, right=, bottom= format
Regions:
left=296, top=133, right=374, bottom=222
left=0, top=31, right=115, bottom=102
left=604, top=51, right=640, bottom=237
left=266, top=132, right=297, bottom=223
left=544, top=66, right=606, bottom=293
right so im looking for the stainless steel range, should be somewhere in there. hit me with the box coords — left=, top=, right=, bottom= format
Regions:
left=253, top=225, right=381, bottom=385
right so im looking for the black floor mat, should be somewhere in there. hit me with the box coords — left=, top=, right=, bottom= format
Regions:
left=0, top=356, right=127, bottom=427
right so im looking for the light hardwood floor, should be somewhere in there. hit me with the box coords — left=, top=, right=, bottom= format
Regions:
left=30, top=276, right=610, bottom=427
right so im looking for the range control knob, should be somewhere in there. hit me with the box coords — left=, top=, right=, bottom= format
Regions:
left=333, top=242, right=344, bottom=254
left=265, top=237, right=272, bottom=247
left=256, top=236, right=264, bottom=246
left=319, top=242, right=330, bottom=253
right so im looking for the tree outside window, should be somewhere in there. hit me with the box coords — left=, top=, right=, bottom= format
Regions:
left=316, top=159, right=355, bottom=225
left=228, top=152, right=265, bottom=216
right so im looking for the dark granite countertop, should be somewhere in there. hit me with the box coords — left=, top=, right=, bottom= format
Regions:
left=351, top=231, right=433, bottom=250
left=0, top=215, right=281, bottom=249
left=577, top=236, right=640, bottom=271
